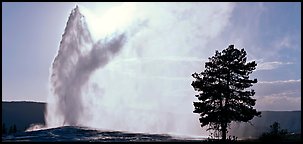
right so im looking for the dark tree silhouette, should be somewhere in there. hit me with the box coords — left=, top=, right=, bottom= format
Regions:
left=191, top=45, right=261, bottom=141
left=13, top=124, right=17, bottom=133
left=259, top=122, right=289, bottom=141
left=2, top=123, right=6, bottom=134
left=9, top=125, right=13, bottom=134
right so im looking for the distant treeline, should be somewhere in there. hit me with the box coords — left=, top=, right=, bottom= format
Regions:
left=2, top=101, right=45, bottom=133
left=2, top=123, right=18, bottom=134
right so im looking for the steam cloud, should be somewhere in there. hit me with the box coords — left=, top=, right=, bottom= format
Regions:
left=46, top=6, right=126, bottom=127
left=45, top=3, right=236, bottom=138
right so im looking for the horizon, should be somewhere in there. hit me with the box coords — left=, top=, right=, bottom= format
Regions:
left=2, top=100, right=301, bottom=112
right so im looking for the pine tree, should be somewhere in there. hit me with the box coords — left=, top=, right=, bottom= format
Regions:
left=259, top=122, right=289, bottom=141
left=9, top=125, right=13, bottom=134
left=13, top=124, right=17, bottom=133
left=2, top=123, right=6, bottom=134
left=191, top=45, right=261, bottom=141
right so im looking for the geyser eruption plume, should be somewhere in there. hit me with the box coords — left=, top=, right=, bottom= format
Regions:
left=45, top=6, right=126, bottom=127
left=45, top=3, right=235, bottom=138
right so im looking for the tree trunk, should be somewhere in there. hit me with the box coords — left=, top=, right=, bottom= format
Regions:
left=221, top=122, right=227, bottom=141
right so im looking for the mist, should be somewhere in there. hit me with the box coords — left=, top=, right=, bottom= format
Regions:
left=45, top=3, right=236, bottom=137
left=45, top=6, right=127, bottom=127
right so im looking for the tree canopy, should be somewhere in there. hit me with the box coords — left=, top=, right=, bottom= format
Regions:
left=191, top=45, right=261, bottom=141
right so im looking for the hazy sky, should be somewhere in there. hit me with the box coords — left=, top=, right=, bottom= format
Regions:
left=2, top=2, right=301, bottom=111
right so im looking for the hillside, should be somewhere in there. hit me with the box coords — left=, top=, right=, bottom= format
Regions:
left=2, top=101, right=45, bottom=132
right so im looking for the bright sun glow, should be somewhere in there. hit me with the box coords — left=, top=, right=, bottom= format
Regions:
left=79, top=3, right=136, bottom=41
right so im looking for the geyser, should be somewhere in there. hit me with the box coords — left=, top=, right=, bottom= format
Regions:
left=45, top=3, right=235, bottom=137
left=45, top=6, right=126, bottom=127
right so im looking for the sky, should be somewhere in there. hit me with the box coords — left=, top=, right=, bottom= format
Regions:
left=2, top=2, right=301, bottom=111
